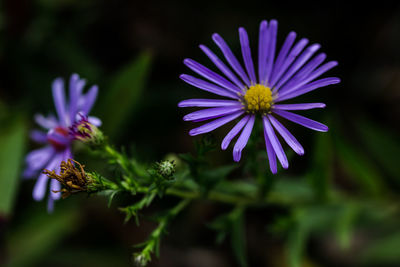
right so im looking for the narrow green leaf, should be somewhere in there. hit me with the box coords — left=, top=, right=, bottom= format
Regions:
left=100, top=52, right=152, bottom=138
left=0, top=115, right=27, bottom=216
left=334, top=135, right=385, bottom=196
left=230, top=207, right=247, bottom=267
left=355, top=118, right=400, bottom=181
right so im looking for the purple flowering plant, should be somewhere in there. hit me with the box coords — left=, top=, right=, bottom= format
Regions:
left=179, top=19, right=340, bottom=173
left=23, top=20, right=345, bottom=267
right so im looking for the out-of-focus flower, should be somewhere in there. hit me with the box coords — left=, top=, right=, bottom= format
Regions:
left=179, top=19, right=340, bottom=173
left=24, top=74, right=101, bottom=211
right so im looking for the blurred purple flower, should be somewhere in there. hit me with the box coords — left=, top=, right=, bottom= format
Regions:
left=24, top=74, right=101, bottom=212
left=179, top=20, right=340, bottom=173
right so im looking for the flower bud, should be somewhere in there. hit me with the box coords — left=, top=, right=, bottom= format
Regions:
left=69, top=114, right=104, bottom=145
left=156, top=160, right=176, bottom=179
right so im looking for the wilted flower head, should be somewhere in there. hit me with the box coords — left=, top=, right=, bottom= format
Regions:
left=24, top=74, right=101, bottom=211
left=179, top=19, right=340, bottom=173
left=43, top=159, right=93, bottom=199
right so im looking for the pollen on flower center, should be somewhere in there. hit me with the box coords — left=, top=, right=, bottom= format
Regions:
left=242, top=84, right=273, bottom=113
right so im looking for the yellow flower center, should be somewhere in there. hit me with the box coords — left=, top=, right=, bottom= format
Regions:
left=243, top=84, right=273, bottom=113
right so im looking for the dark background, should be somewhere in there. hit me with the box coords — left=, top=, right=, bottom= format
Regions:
left=0, top=1, right=399, bottom=266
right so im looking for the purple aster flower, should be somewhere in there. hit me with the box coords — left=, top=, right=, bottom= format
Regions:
left=24, top=74, right=101, bottom=212
left=178, top=20, right=340, bottom=173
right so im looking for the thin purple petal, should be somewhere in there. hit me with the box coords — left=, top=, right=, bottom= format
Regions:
left=34, top=114, right=58, bottom=129
left=178, top=99, right=239, bottom=108
left=184, top=59, right=240, bottom=94
left=200, top=45, right=245, bottom=91
left=183, top=106, right=243, bottom=122
left=52, top=78, right=67, bottom=126
left=264, top=128, right=277, bottom=174
left=277, top=53, right=327, bottom=94
left=270, top=38, right=309, bottom=88
left=47, top=197, right=54, bottom=213
left=270, top=31, right=296, bottom=84
left=233, top=115, right=255, bottom=162
left=273, top=109, right=328, bottom=132
left=30, top=130, right=48, bottom=143
left=258, top=20, right=268, bottom=84
left=276, top=77, right=340, bottom=102
left=180, top=74, right=239, bottom=99
left=68, top=74, right=79, bottom=124
left=268, top=115, right=304, bottom=155
left=274, top=43, right=321, bottom=91
left=262, top=116, right=289, bottom=169
left=189, top=111, right=244, bottom=136
left=32, top=153, right=61, bottom=201
left=50, top=179, right=61, bottom=200
left=221, top=115, right=250, bottom=150
left=273, top=103, right=326, bottom=110
left=239, top=27, right=257, bottom=84
left=25, top=146, right=54, bottom=173
left=88, top=116, right=102, bottom=127
left=265, top=19, right=277, bottom=85
left=212, top=33, right=251, bottom=86
left=80, top=85, right=98, bottom=116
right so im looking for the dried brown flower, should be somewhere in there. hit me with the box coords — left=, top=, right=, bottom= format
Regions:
left=43, top=159, right=91, bottom=198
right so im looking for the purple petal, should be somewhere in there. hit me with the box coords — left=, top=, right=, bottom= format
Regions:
left=178, top=99, right=239, bottom=107
left=265, top=19, right=277, bottom=85
left=34, top=114, right=58, bottom=129
left=262, top=116, right=289, bottom=169
left=30, top=130, right=48, bottom=143
left=80, top=85, right=98, bottom=116
left=212, top=33, right=251, bottom=86
left=52, top=78, right=67, bottom=126
left=264, top=128, right=277, bottom=174
left=47, top=128, right=70, bottom=146
left=258, top=20, right=268, bottom=84
left=200, top=45, right=245, bottom=91
left=233, top=115, right=255, bottom=162
left=180, top=74, right=239, bottom=99
left=277, top=53, right=327, bottom=94
left=50, top=179, right=61, bottom=200
left=304, top=61, right=338, bottom=83
left=25, top=146, right=54, bottom=173
left=270, top=38, right=309, bottom=88
left=88, top=116, right=102, bottom=126
left=273, top=103, right=326, bottom=110
left=184, top=59, right=241, bottom=94
left=68, top=74, right=79, bottom=123
left=221, top=115, right=250, bottom=150
left=268, top=115, right=304, bottom=155
left=239, top=27, right=257, bottom=84
left=270, top=31, right=296, bottom=84
left=32, top=153, right=61, bottom=201
left=189, top=111, right=244, bottom=136
left=33, top=173, right=49, bottom=201
left=276, top=77, right=340, bottom=102
left=273, top=109, right=328, bottom=132
left=274, top=43, right=321, bottom=91
left=183, top=106, right=243, bottom=122
left=47, top=197, right=55, bottom=213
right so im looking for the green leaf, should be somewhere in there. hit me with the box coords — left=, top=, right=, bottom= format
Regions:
left=230, top=207, right=248, bottom=267
left=335, top=204, right=358, bottom=250
left=7, top=206, right=80, bottom=267
left=334, top=135, right=385, bottom=196
left=355, top=118, right=400, bottom=181
left=0, top=115, right=27, bottom=216
left=360, top=231, right=400, bottom=265
left=208, top=207, right=248, bottom=267
left=100, top=52, right=152, bottom=138
left=307, top=131, right=333, bottom=201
